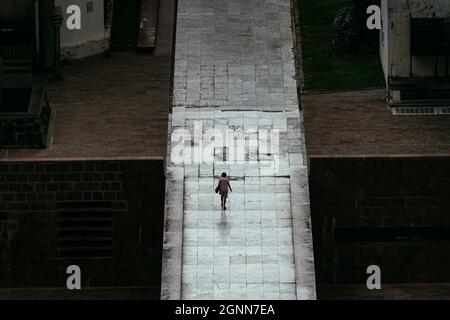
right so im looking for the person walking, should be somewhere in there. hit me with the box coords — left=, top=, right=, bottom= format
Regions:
left=218, top=172, right=232, bottom=210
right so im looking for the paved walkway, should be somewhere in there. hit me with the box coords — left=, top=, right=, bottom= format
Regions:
left=162, top=0, right=316, bottom=300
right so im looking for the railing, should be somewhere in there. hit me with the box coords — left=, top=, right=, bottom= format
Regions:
left=0, top=45, right=31, bottom=59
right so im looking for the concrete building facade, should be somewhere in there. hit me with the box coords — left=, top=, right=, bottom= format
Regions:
left=380, top=0, right=450, bottom=106
left=56, top=0, right=112, bottom=60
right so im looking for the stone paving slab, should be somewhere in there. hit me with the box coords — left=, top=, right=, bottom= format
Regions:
left=162, top=0, right=316, bottom=300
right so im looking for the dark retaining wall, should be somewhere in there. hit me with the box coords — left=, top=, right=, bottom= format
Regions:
left=309, top=158, right=450, bottom=286
left=0, top=160, right=165, bottom=297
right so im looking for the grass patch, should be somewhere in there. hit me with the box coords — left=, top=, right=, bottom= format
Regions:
left=298, top=0, right=384, bottom=93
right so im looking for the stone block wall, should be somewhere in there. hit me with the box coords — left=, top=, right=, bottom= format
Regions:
left=0, top=160, right=165, bottom=297
left=309, top=158, right=450, bottom=285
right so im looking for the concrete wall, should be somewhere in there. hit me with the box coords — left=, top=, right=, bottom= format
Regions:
left=55, top=0, right=111, bottom=60
left=385, top=0, right=450, bottom=78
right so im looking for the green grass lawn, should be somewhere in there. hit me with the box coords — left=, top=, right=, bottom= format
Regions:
left=298, top=0, right=384, bottom=93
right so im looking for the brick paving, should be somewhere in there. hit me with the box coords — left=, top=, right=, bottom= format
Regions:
left=303, top=91, right=450, bottom=158
left=1, top=52, right=170, bottom=161
left=161, top=0, right=316, bottom=300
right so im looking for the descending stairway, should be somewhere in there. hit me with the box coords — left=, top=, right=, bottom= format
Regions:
left=0, top=56, right=33, bottom=113
left=0, top=88, right=31, bottom=112
left=1, top=55, right=33, bottom=86
left=0, top=24, right=51, bottom=148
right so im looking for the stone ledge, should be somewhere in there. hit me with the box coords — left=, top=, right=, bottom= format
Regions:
left=296, top=286, right=317, bottom=300
left=160, top=116, right=185, bottom=300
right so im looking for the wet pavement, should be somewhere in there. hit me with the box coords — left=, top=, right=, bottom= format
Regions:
left=161, top=0, right=316, bottom=300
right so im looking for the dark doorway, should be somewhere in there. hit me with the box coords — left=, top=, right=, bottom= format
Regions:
left=110, top=0, right=142, bottom=51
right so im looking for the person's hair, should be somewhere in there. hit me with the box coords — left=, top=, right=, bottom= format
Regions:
left=221, top=172, right=227, bottom=177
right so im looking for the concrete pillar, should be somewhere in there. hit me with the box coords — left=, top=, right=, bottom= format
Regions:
left=0, top=58, right=3, bottom=106
left=52, top=5, right=63, bottom=79
left=138, top=0, right=159, bottom=49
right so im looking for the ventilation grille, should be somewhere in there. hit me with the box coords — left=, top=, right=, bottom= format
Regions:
left=391, top=106, right=450, bottom=115
left=58, top=202, right=113, bottom=258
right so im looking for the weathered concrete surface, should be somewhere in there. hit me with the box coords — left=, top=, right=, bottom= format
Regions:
left=381, top=0, right=450, bottom=79
left=155, top=0, right=176, bottom=56
left=161, top=0, right=316, bottom=300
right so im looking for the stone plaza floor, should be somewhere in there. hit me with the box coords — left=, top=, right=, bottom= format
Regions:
left=161, top=0, right=316, bottom=300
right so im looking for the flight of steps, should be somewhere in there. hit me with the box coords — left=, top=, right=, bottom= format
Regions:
left=0, top=88, right=31, bottom=112
left=0, top=25, right=51, bottom=148
left=2, top=57, right=32, bottom=72
left=0, top=49, right=33, bottom=112
left=0, top=55, right=33, bottom=88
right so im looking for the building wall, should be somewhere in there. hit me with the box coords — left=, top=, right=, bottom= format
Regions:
left=386, top=0, right=450, bottom=78
left=0, top=160, right=165, bottom=296
left=55, top=0, right=111, bottom=60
